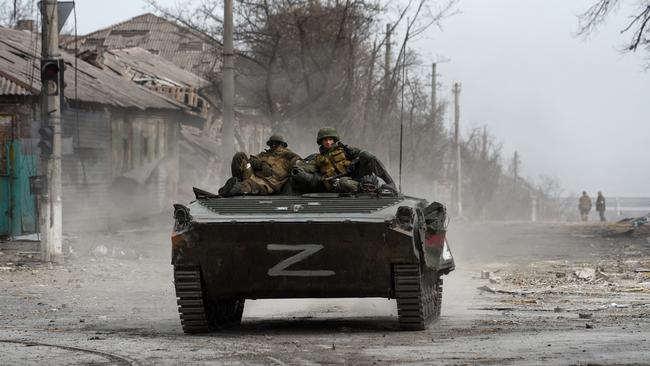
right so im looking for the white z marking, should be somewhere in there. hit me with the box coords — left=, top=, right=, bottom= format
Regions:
left=267, top=244, right=335, bottom=277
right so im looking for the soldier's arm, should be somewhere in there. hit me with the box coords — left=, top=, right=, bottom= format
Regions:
left=344, top=145, right=361, bottom=159
left=287, top=152, right=302, bottom=167
left=249, top=154, right=263, bottom=171
left=291, top=159, right=323, bottom=189
left=293, top=158, right=319, bottom=174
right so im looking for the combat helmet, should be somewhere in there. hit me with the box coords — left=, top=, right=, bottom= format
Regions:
left=316, top=127, right=340, bottom=145
left=266, top=134, right=288, bottom=147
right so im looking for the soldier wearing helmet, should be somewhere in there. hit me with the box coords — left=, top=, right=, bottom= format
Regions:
left=292, top=127, right=396, bottom=193
left=219, top=134, right=301, bottom=197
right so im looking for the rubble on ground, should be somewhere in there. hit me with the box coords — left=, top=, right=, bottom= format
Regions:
left=471, top=223, right=650, bottom=319
left=619, top=213, right=650, bottom=228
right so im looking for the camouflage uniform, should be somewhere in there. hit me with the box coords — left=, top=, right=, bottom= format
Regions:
left=292, top=127, right=395, bottom=193
left=578, top=191, right=592, bottom=222
left=219, top=135, right=301, bottom=196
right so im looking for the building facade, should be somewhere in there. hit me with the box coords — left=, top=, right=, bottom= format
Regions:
left=1, top=26, right=202, bottom=235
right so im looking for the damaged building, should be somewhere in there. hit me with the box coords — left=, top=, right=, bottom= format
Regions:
left=65, top=13, right=272, bottom=160
left=2, top=10, right=275, bottom=238
left=0, top=26, right=205, bottom=235
left=67, top=13, right=219, bottom=76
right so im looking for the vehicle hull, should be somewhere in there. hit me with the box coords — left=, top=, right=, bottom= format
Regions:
left=172, top=221, right=420, bottom=299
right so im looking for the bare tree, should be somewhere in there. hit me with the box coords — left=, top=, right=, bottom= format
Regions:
left=0, top=0, right=37, bottom=27
left=458, top=126, right=503, bottom=218
left=579, top=1, right=650, bottom=56
left=397, top=54, right=448, bottom=186
left=534, top=175, right=573, bottom=220
left=145, top=0, right=456, bottom=154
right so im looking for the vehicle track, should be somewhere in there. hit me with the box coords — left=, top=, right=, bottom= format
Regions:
left=0, top=339, right=139, bottom=365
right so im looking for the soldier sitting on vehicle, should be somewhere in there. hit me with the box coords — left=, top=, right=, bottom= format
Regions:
left=291, top=127, right=396, bottom=193
left=218, top=134, right=301, bottom=197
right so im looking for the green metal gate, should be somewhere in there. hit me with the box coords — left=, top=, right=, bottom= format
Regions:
left=0, top=115, right=37, bottom=237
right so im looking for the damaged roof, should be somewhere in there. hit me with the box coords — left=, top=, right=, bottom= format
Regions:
left=0, top=26, right=186, bottom=111
left=101, top=47, right=209, bottom=89
left=64, top=13, right=220, bottom=76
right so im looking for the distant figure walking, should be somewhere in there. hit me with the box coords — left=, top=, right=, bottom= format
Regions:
left=596, top=192, right=606, bottom=222
left=578, top=191, right=592, bottom=222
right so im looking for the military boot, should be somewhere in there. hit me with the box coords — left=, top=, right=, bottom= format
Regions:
left=218, top=177, right=244, bottom=197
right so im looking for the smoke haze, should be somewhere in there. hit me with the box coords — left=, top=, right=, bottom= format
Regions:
left=413, top=0, right=650, bottom=196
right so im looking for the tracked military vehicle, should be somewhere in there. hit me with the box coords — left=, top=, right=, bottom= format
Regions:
left=171, top=188, right=454, bottom=333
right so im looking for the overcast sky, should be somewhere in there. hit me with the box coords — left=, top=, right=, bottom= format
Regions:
left=71, top=0, right=650, bottom=197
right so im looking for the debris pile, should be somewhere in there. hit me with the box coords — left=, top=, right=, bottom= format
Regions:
left=618, top=213, right=650, bottom=228
left=475, top=254, right=650, bottom=308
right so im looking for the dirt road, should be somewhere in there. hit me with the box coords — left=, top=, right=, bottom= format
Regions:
left=1, top=222, right=649, bottom=365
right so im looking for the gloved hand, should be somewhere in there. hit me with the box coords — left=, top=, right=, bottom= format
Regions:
left=260, top=162, right=274, bottom=177
left=249, top=156, right=262, bottom=171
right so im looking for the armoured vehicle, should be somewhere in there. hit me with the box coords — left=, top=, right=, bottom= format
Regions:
left=171, top=188, right=455, bottom=333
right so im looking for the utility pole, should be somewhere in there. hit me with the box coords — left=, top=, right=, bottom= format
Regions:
left=430, top=63, right=436, bottom=124
left=429, top=62, right=438, bottom=190
left=40, top=0, right=63, bottom=263
left=531, top=197, right=537, bottom=222
left=221, top=0, right=235, bottom=175
left=452, top=83, right=462, bottom=217
left=513, top=150, right=519, bottom=186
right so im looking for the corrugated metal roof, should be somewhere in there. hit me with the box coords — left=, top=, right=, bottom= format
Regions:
left=0, top=26, right=187, bottom=111
left=0, top=75, right=31, bottom=96
left=65, top=13, right=220, bottom=76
